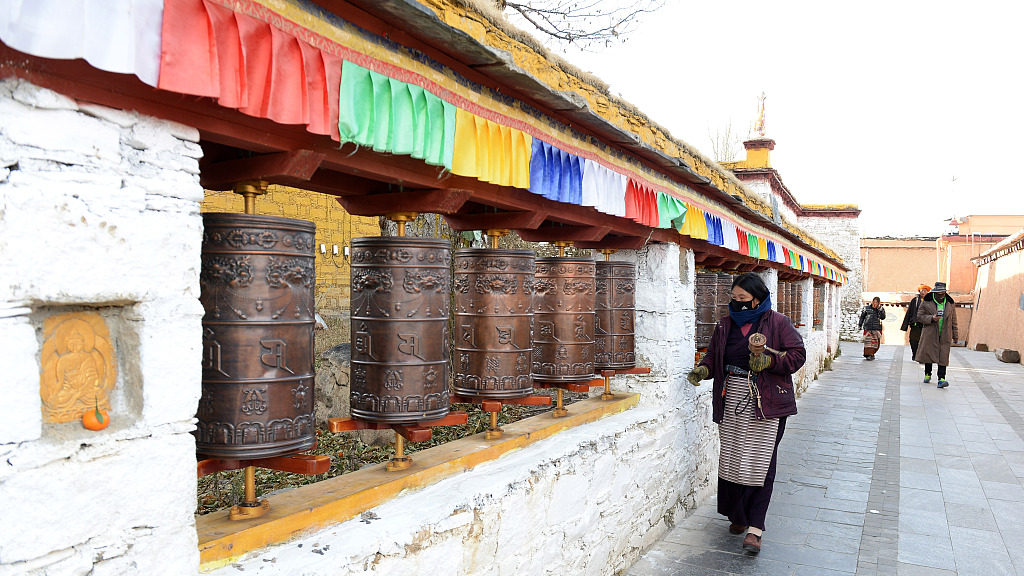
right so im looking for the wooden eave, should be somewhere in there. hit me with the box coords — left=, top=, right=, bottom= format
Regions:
left=0, top=0, right=847, bottom=277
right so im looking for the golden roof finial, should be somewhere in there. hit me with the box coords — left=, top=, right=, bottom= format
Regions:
left=754, top=92, right=767, bottom=137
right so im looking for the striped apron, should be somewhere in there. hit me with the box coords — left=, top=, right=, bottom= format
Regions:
left=718, top=374, right=780, bottom=487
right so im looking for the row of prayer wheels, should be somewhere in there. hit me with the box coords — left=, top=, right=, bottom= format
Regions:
left=349, top=236, right=636, bottom=424
left=196, top=213, right=636, bottom=460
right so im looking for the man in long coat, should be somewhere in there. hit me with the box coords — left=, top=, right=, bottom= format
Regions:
left=915, top=282, right=958, bottom=388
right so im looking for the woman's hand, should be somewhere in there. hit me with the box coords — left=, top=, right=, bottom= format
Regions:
left=749, top=353, right=772, bottom=373
left=687, top=365, right=709, bottom=386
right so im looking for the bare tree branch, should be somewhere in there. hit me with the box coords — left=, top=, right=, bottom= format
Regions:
left=500, top=0, right=666, bottom=50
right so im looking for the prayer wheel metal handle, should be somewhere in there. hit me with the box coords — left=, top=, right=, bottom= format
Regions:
left=748, top=332, right=786, bottom=357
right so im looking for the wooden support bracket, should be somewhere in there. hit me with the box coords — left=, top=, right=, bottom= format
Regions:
left=336, top=189, right=472, bottom=216
left=574, top=235, right=649, bottom=250
left=443, top=211, right=547, bottom=231
left=533, top=381, right=594, bottom=394
left=516, top=225, right=612, bottom=243
left=450, top=394, right=553, bottom=409
left=197, top=452, right=331, bottom=478
left=201, top=150, right=326, bottom=190
left=326, top=411, right=469, bottom=441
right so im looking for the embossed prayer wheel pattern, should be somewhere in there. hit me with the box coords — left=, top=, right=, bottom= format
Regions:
left=694, top=273, right=718, bottom=349
left=777, top=281, right=791, bottom=321
left=792, top=283, right=803, bottom=326
left=453, top=249, right=535, bottom=398
left=716, top=274, right=733, bottom=323
left=198, top=213, right=316, bottom=459
left=350, top=237, right=451, bottom=423
left=532, top=257, right=595, bottom=383
left=595, top=261, right=636, bottom=370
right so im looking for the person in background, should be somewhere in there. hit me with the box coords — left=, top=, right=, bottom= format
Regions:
left=858, top=296, right=885, bottom=360
left=916, top=282, right=958, bottom=388
left=901, top=284, right=930, bottom=365
left=686, top=272, right=806, bottom=555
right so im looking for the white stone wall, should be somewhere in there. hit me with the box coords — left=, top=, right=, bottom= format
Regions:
left=759, top=269, right=779, bottom=310
left=0, top=79, right=203, bottom=575
left=209, top=244, right=721, bottom=576
left=798, top=215, right=862, bottom=340
left=743, top=177, right=798, bottom=223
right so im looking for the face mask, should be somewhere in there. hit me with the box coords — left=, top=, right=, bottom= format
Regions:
left=729, top=299, right=754, bottom=312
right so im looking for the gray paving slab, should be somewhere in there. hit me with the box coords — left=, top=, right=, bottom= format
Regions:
left=625, top=345, right=1024, bottom=576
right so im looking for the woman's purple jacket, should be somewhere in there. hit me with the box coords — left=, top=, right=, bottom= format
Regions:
left=698, top=309, right=806, bottom=423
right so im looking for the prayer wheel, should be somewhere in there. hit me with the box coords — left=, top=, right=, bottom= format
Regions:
left=595, top=261, right=636, bottom=369
left=532, top=257, right=596, bottom=383
left=792, top=283, right=803, bottom=325
left=716, top=273, right=733, bottom=322
left=777, top=281, right=791, bottom=320
left=453, top=248, right=535, bottom=398
left=197, top=213, right=316, bottom=459
left=349, top=237, right=451, bottom=423
left=694, top=272, right=718, bottom=349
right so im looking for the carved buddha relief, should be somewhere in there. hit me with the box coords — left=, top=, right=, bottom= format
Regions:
left=40, top=312, right=117, bottom=424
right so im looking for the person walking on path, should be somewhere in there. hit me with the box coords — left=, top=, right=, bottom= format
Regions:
left=686, top=272, right=806, bottom=555
left=900, top=284, right=930, bottom=365
left=858, top=296, right=885, bottom=360
left=916, top=282, right=958, bottom=387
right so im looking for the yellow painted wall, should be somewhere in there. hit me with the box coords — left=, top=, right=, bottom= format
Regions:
left=201, top=186, right=380, bottom=316
left=860, top=240, right=938, bottom=293
left=970, top=249, right=1024, bottom=355
left=957, top=215, right=1024, bottom=236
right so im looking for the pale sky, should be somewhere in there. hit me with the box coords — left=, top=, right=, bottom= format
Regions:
left=545, top=1, right=1024, bottom=238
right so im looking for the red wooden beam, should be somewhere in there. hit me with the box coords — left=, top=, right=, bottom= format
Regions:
left=335, top=188, right=473, bottom=216
left=201, top=150, right=326, bottom=190
left=697, top=256, right=728, bottom=268
left=516, top=225, right=612, bottom=243
left=443, top=211, right=547, bottom=231
left=574, top=235, right=649, bottom=250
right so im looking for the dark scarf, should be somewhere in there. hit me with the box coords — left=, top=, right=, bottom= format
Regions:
left=728, top=294, right=772, bottom=325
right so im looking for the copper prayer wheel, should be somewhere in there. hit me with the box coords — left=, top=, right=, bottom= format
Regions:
left=792, top=283, right=803, bottom=325
left=349, top=237, right=451, bottom=423
left=595, top=261, right=636, bottom=370
left=532, top=257, right=596, bottom=383
left=452, top=248, right=535, bottom=398
left=197, top=213, right=316, bottom=459
left=783, top=282, right=794, bottom=321
left=694, top=272, right=718, bottom=349
left=716, top=273, right=733, bottom=322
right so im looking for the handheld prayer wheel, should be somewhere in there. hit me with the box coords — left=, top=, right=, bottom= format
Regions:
left=197, top=213, right=317, bottom=459
left=349, top=237, right=451, bottom=423
left=594, top=261, right=636, bottom=369
left=532, top=257, right=596, bottom=383
left=453, top=248, right=535, bottom=398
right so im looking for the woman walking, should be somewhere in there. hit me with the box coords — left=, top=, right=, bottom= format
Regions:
left=858, top=297, right=886, bottom=360
left=916, top=282, right=958, bottom=387
left=687, top=272, right=806, bottom=554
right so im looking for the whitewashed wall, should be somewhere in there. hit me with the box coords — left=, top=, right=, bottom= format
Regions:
left=0, top=79, right=204, bottom=575
left=798, top=215, right=862, bottom=341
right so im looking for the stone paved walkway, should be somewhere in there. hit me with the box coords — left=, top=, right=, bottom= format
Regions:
left=626, top=345, right=1024, bottom=575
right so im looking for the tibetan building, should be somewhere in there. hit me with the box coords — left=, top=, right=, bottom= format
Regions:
left=1, top=1, right=851, bottom=574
